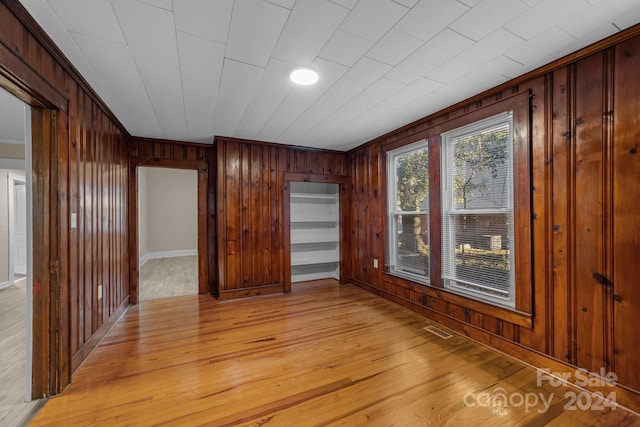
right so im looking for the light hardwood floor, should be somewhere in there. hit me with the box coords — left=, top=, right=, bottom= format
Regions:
left=0, top=279, right=43, bottom=427
left=139, top=255, right=198, bottom=301
left=30, top=280, right=639, bottom=426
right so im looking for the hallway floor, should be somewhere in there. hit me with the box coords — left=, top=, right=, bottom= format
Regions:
left=0, top=279, right=43, bottom=427
left=139, top=255, right=198, bottom=301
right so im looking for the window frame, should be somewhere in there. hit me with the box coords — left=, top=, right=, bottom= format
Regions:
left=385, top=139, right=430, bottom=285
left=441, top=111, right=516, bottom=308
left=382, top=90, right=532, bottom=323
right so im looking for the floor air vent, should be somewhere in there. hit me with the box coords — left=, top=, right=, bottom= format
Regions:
left=424, top=325, right=453, bottom=340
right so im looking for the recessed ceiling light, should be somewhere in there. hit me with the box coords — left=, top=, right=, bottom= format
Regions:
left=290, top=68, right=319, bottom=85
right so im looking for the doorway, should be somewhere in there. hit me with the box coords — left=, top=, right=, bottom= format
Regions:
left=9, top=174, right=27, bottom=281
left=137, top=167, right=198, bottom=301
left=0, top=87, right=36, bottom=426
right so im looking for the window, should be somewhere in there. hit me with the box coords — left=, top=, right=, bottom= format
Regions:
left=441, top=112, right=515, bottom=308
left=383, top=92, right=532, bottom=319
left=386, top=140, right=430, bottom=283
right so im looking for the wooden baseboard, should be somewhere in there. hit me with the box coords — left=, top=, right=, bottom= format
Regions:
left=218, top=284, right=284, bottom=301
left=349, top=278, right=640, bottom=415
left=71, top=296, right=129, bottom=374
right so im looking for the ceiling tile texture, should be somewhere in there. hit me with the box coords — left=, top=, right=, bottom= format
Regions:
left=19, top=0, right=640, bottom=150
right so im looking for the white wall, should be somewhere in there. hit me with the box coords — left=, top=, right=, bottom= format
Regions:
left=0, top=143, right=25, bottom=159
left=0, top=169, right=26, bottom=283
left=138, top=167, right=148, bottom=259
left=138, top=167, right=197, bottom=264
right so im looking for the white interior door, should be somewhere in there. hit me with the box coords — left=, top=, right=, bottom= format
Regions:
left=13, top=181, right=27, bottom=276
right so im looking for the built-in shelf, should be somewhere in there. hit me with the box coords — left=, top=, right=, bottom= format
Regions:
left=290, top=193, right=337, bottom=200
left=290, top=200, right=338, bottom=223
left=290, top=181, right=340, bottom=283
left=291, top=224, right=339, bottom=244
left=290, top=262, right=340, bottom=283
left=291, top=243, right=339, bottom=266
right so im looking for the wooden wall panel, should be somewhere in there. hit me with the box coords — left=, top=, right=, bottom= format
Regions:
left=549, top=66, right=572, bottom=363
left=573, top=52, right=611, bottom=374
left=0, top=1, right=130, bottom=397
left=613, top=36, right=640, bottom=392
left=68, top=96, right=129, bottom=373
left=520, top=76, right=549, bottom=354
left=30, top=107, right=53, bottom=396
left=215, top=137, right=346, bottom=299
left=345, top=28, right=640, bottom=408
left=348, top=144, right=385, bottom=287
left=4, top=0, right=640, bottom=407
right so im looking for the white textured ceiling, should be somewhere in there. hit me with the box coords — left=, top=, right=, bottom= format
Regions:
left=17, top=0, right=640, bottom=151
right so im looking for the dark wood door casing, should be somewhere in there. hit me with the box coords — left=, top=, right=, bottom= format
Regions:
left=0, top=0, right=131, bottom=397
left=128, top=137, right=210, bottom=304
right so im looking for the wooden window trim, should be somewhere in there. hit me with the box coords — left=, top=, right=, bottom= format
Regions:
left=383, top=90, right=533, bottom=324
left=385, top=140, right=431, bottom=284
left=382, top=272, right=533, bottom=328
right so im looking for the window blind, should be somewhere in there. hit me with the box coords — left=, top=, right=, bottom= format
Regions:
left=385, top=140, right=430, bottom=282
left=442, top=113, right=515, bottom=307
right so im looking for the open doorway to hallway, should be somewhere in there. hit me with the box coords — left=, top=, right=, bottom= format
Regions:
left=137, top=167, right=198, bottom=301
left=0, top=87, right=38, bottom=426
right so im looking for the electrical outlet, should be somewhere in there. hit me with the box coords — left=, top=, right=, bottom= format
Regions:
left=373, top=258, right=379, bottom=269
left=98, top=284, right=102, bottom=300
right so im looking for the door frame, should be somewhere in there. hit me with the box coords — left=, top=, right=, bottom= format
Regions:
left=283, top=172, right=347, bottom=293
left=1, top=41, right=70, bottom=398
left=128, top=157, right=209, bottom=304
left=0, top=94, right=65, bottom=398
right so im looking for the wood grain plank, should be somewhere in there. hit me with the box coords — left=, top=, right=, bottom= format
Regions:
left=261, top=146, right=272, bottom=286
left=97, top=111, right=104, bottom=328
left=250, top=144, right=262, bottom=288
left=31, top=108, right=52, bottom=397
left=574, top=52, right=607, bottom=374
left=216, top=142, right=226, bottom=293
left=240, top=144, right=251, bottom=289
left=612, top=36, right=640, bottom=391
left=276, top=146, right=288, bottom=287
left=56, top=107, right=70, bottom=388
left=306, top=150, right=319, bottom=174
left=76, top=93, right=86, bottom=352
left=517, top=76, right=549, bottom=353
left=85, top=104, right=93, bottom=332
left=128, top=165, right=138, bottom=305
left=512, top=93, right=533, bottom=315
left=30, top=281, right=638, bottom=426
left=68, top=79, right=79, bottom=357
left=267, top=146, right=278, bottom=286
left=138, top=140, right=152, bottom=158
left=208, top=145, right=218, bottom=296
left=225, top=142, right=241, bottom=290
left=428, top=136, right=442, bottom=287
left=197, top=168, right=208, bottom=294
left=294, top=149, right=305, bottom=173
